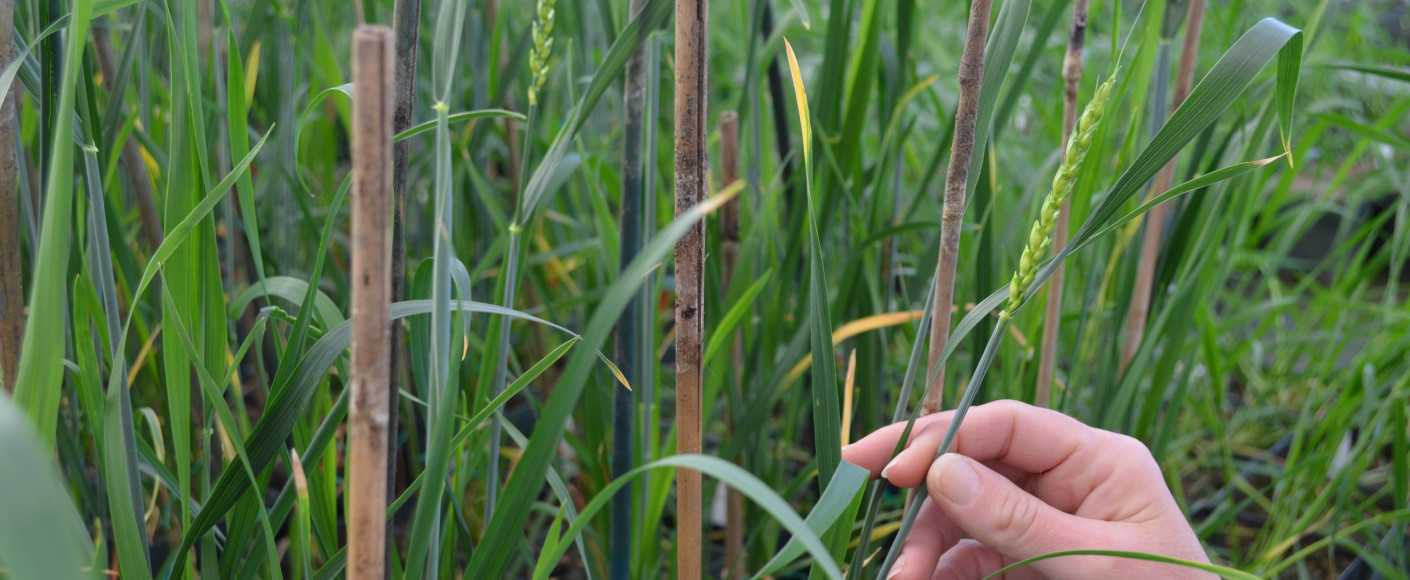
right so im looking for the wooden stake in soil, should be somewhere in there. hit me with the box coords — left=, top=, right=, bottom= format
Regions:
left=718, top=110, right=746, bottom=580
left=1036, top=0, right=1089, bottom=408
left=0, top=0, right=19, bottom=393
left=1121, top=0, right=1206, bottom=374
left=923, top=0, right=992, bottom=416
left=674, top=0, right=708, bottom=575
left=348, top=25, right=395, bottom=580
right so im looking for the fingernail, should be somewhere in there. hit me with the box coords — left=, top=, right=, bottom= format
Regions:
left=881, top=448, right=910, bottom=479
left=885, top=554, right=906, bottom=579
left=934, top=454, right=978, bottom=506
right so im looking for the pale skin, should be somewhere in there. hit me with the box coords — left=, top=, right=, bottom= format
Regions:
left=841, top=400, right=1215, bottom=579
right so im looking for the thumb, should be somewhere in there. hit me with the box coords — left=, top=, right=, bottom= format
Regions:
left=926, top=453, right=1090, bottom=562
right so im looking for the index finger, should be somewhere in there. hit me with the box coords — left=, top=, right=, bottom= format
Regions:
left=841, top=400, right=1097, bottom=482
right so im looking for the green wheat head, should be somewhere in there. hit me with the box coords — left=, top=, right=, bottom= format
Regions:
left=528, top=0, right=558, bottom=107
left=1000, top=73, right=1116, bottom=321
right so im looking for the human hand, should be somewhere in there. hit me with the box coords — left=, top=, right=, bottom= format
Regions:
left=841, top=400, right=1213, bottom=579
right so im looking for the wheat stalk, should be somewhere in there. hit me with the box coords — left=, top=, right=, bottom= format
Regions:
left=487, top=0, right=558, bottom=522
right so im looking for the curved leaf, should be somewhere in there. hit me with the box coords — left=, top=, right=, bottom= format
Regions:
left=750, top=462, right=869, bottom=579
left=984, top=550, right=1262, bottom=580
left=536, top=456, right=854, bottom=580
left=393, top=109, right=526, bottom=142
left=228, top=275, right=345, bottom=327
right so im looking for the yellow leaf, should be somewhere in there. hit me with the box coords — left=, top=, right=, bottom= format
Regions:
left=783, top=39, right=811, bottom=166
left=841, top=350, right=857, bottom=447
left=602, top=356, right=631, bottom=392
left=245, top=40, right=261, bottom=109
left=783, top=310, right=925, bottom=387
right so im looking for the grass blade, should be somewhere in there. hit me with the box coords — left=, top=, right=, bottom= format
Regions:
left=0, top=395, right=94, bottom=579
left=784, top=38, right=843, bottom=488
left=11, top=0, right=93, bottom=447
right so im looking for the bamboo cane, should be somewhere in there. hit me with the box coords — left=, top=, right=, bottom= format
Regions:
left=386, top=0, right=420, bottom=565
left=718, top=110, right=746, bottom=580
left=1035, top=0, right=1089, bottom=407
left=611, top=0, right=648, bottom=575
left=674, top=0, right=709, bottom=574
left=0, top=0, right=18, bottom=393
left=922, top=0, right=992, bottom=416
left=348, top=25, right=394, bottom=580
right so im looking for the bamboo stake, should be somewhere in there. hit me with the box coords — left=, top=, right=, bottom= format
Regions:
left=386, top=0, right=420, bottom=561
left=1035, top=0, right=1088, bottom=408
left=348, top=25, right=394, bottom=580
left=1121, top=0, right=1206, bottom=374
left=611, top=0, right=648, bottom=575
left=0, top=0, right=19, bottom=393
left=718, top=110, right=746, bottom=580
left=922, top=0, right=992, bottom=416
left=674, top=0, right=708, bottom=574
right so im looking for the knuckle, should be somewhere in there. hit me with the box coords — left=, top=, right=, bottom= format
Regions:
left=1109, top=432, right=1153, bottom=457
left=1070, top=423, right=1099, bottom=452
left=991, top=399, right=1032, bottom=414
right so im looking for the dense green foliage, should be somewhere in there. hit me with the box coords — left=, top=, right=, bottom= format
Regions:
left=0, top=0, right=1406, bottom=578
